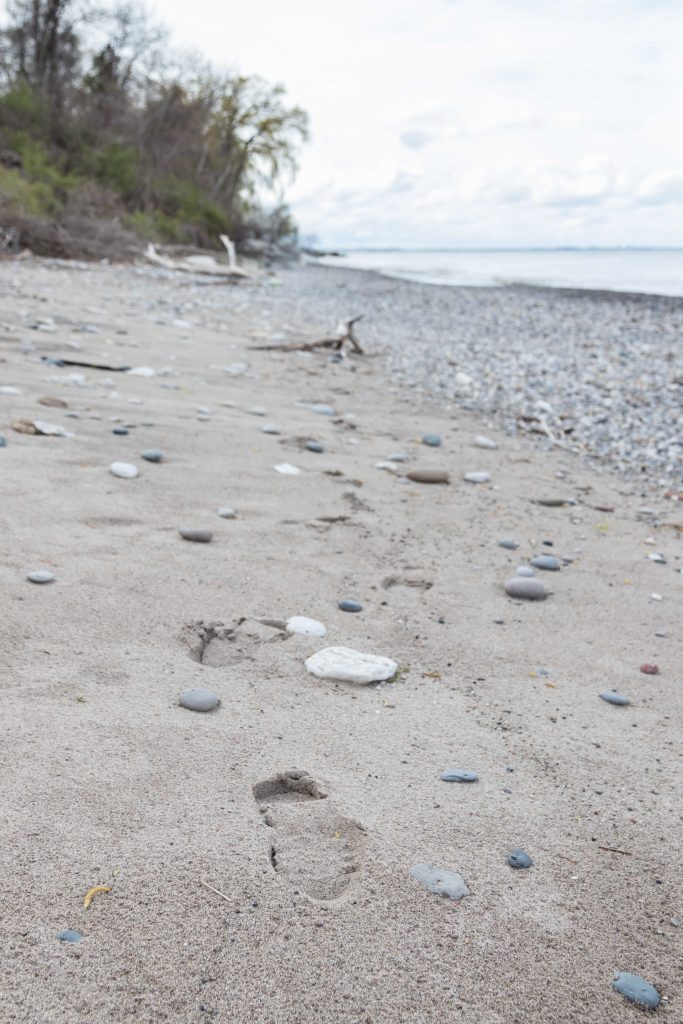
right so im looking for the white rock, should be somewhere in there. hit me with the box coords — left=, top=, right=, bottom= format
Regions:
left=474, top=435, right=498, bottom=449
left=464, top=471, right=491, bottom=484
left=32, top=420, right=74, bottom=437
left=375, top=461, right=399, bottom=473
left=261, top=424, right=281, bottom=434
left=274, top=463, right=302, bottom=475
left=286, top=616, right=327, bottom=638
left=650, top=593, right=663, bottom=602
left=0, top=386, right=22, bottom=395
left=305, top=646, right=397, bottom=684
left=110, top=461, right=139, bottom=479
left=126, top=366, right=155, bottom=377
left=217, top=507, right=236, bottom=518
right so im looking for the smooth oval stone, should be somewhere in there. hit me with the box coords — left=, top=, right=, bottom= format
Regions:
left=531, top=554, right=561, bottom=571
left=112, top=426, right=129, bottom=435
left=406, top=468, right=450, bottom=484
left=141, top=449, right=163, bottom=462
left=499, top=539, right=519, bottom=550
left=179, top=687, right=221, bottom=712
left=305, top=646, right=397, bottom=684
left=261, top=424, right=281, bottom=435
left=57, top=929, right=82, bottom=943
left=600, top=691, right=630, bottom=706
left=27, top=570, right=55, bottom=584
left=274, top=463, right=302, bottom=475
left=613, top=972, right=660, bottom=1009
left=464, top=471, right=491, bottom=484
left=286, top=616, right=327, bottom=637
left=422, top=434, right=441, bottom=447
left=516, top=566, right=535, bottom=577
left=504, top=578, right=546, bottom=601
left=475, top=435, right=498, bottom=449
left=179, top=528, right=213, bottom=543
left=217, top=507, right=236, bottom=519
left=309, top=403, right=335, bottom=416
left=508, top=848, right=533, bottom=869
left=305, top=440, right=324, bottom=453
left=248, top=406, right=266, bottom=416
left=338, top=599, right=363, bottom=613
left=388, top=453, right=409, bottom=462
left=410, top=864, right=470, bottom=901
left=109, top=461, right=138, bottom=479
left=440, top=770, right=479, bottom=783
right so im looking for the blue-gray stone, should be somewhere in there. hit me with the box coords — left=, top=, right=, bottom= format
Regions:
left=0, top=435, right=6, bottom=447
left=305, top=440, right=324, bottom=453
left=410, top=864, right=470, bottom=901
left=613, top=972, right=660, bottom=1009
left=141, top=449, right=164, bottom=462
left=440, top=770, right=479, bottom=783
left=57, top=930, right=82, bottom=942
left=422, top=434, right=442, bottom=447
left=508, top=848, right=533, bottom=869
left=530, top=554, right=561, bottom=571
left=516, top=566, right=535, bottom=577
left=309, top=403, right=335, bottom=416
left=179, top=528, right=212, bottom=543
left=504, top=577, right=546, bottom=600
left=179, top=688, right=220, bottom=712
left=112, top=426, right=129, bottom=435
left=499, top=539, right=518, bottom=550
left=338, top=599, right=363, bottom=613
left=27, top=570, right=55, bottom=584
left=600, top=691, right=630, bottom=707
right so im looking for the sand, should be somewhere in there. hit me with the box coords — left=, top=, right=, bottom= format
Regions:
left=0, top=258, right=681, bottom=1023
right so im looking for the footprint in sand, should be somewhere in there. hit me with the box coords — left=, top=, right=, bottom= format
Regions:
left=252, top=770, right=366, bottom=901
left=182, top=618, right=289, bottom=666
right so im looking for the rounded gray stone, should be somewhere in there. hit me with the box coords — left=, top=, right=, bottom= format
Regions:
left=516, top=566, right=535, bottom=577
left=440, top=770, right=479, bottom=783
left=112, top=426, right=129, bottom=435
left=422, top=434, right=442, bottom=447
left=217, top=507, right=236, bottom=519
left=179, top=688, right=221, bottom=712
left=504, top=577, right=546, bottom=601
left=179, top=528, right=213, bottom=543
left=599, top=691, right=630, bottom=707
left=27, top=570, right=55, bottom=584
left=531, top=554, right=561, bottom=571
left=507, top=848, right=533, bottom=869
left=339, top=599, right=363, bottom=613
left=613, top=972, right=660, bottom=1009
left=141, top=449, right=164, bottom=462
left=305, top=440, right=324, bottom=453
left=499, top=539, right=519, bottom=550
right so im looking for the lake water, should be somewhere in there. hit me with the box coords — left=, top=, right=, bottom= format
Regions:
left=317, top=249, right=683, bottom=298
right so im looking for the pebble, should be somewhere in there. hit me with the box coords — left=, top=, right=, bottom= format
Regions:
left=530, top=554, right=561, bottom=571
left=179, top=528, right=213, bottom=543
left=516, top=566, right=535, bottom=577
left=57, top=930, right=82, bottom=943
left=504, top=577, right=546, bottom=600
left=248, top=406, right=266, bottom=416
left=305, top=440, right=324, bottom=453
left=507, top=848, right=533, bottom=869
left=654, top=629, right=669, bottom=638
left=440, top=770, right=479, bottom=783
left=126, top=365, right=155, bottom=377
left=261, top=424, right=281, bottom=435
left=648, top=552, right=666, bottom=564
left=308, top=403, right=335, bottom=416
left=305, top=646, right=397, bottom=684
left=534, top=497, right=573, bottom=507
left=640, top=663, right=660, bottom=675
left=650, top=593, right=663, bottom=602
left=406, top=468, right=450, bottom=484
left=109, top=462, right=138, bottom=478
left=141, top=449, right=163, bottom=462
left=27, top=570, right=55, bottom=584
left=612, top=972, right=660, bottom=1009
left=338, top=599, right=363, bottom=613
left=422, top=434, right=441, bottom=447
left=286, top=616, right=327, bottom=637
left=388, top=453, right=409, bottom=462
left=274, top=463, right=302, bottom=475
left=178, top=687, right=221, bottom=712
left=112, top=426, right=129, bottom=435
left=464, top=471, right=491, bottom=484
left=410, top=864, right=470, bottom=901
left=0, top=435, right=6, bottom=447
left=475, top=435, right=498, bottom=449
left=599, top=691, right=630, bottom=706
left=498, top=539, right=519, bottom=550
left=217, top=507, right=236, bottom=519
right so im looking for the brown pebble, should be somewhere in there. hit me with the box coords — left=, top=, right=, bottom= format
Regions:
left=640, top=663, right=660, bottom=675
left=406, top=469, right=450, bottom=484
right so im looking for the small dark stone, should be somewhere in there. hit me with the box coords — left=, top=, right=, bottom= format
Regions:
left=440, top=769, right=479, bottom=783
left=507, top=848, right=533, bottom=869
left=57, top=930, right=82, bottom=942
left=599, top=691, right=630, bottom=706
left=305, top=440, right=324, bottom=453
left=112, top=426, right=129, bottom=435
left=613, top=972, right=660, bottom=1009
left=141, top=449, right=164, bottom=462
left=530, top=554, right=561, bottom=571
left=498, top=539, right=518, bottom=550
left=339, top=599, right=363, bottom=613
left=542, top=540, right=554, bottom=546
left=422, top=434, right=442, bottom=447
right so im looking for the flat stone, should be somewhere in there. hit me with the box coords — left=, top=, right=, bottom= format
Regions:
left=57, top=930, right=82, bottom=943
left=422, top=434, right=442, bottom=447
left=308, top=403, right=335, bottom=416
left=613, top=972, right=660, bottom=1009
left=410, top=864, right=470, bottom=901
left=499, top=539, right=519, bottom=550
left=516, top=566, right=535, bottom=577
left=464, top=471, right=491, bottom=484
left=179, top=528, right=213, bottom=543
left=126, top=366, right=155, bottom=377
left=406, top=468, right=450, bottom=484
left=534, top=497, right=573, bottom=507
left=112, top=426, right=129, bottom=435
left=109, top=461, right=138, bottom=479
left=338, top=599, right=363, bottom=613
left=530, top=554, right=561, bottom=571
left=507, top=848, right=533, bottom=869
left=440, top=770, right=479, bottom=783
left=504, top=578, right=546, bottom=600
left=305, top=440, right=324, bottom=453
left=305, top=646, right=397, bottom=684
left=648, top=552, right=666, bottom=564
left=0, top=436, right=6, bottom=447
left=179, top=687, right=220, bottom=712
left=286, top=616, right=327, bottom=637
left=475, top=435, right=498, bottom=449
left=27, top=570, right=55, bottom=584
left=261, top=424, right=281, bottom=434
left=388, top=453, right=409, bottom=462
left=599, top=691, right=630, bottom=706
left=248, top=406, right=266, bottom=416
left=141, top=449, right=163, bottom=462
left=217, top=507, right=236, bottom=518
left=274, top=463, right=302, bottom=475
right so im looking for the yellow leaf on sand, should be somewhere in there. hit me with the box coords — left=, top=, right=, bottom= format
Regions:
left=83, top=885, right=111, bottom=909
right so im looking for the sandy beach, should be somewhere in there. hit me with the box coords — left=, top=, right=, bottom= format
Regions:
left=1, top=258, right=681, bottom=1023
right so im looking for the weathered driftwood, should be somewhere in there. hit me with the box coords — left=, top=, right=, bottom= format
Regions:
left=250, top=316, right=365, bottom=354
left=144, top=243, right=250, bottom=278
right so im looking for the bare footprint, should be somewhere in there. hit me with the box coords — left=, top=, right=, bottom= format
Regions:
left=182, top=618, right=289, bottom=666
left=253, top=770, right=366, bottom=902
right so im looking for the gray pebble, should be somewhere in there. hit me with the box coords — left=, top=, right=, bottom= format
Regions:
left=217, top=507, right=236, bottom=519
left=599, top=691, right=630, bottom=706
left=422, top=434, right=441, bottom=447
left=507, top=848, right=533, bottom=869
left=504, top=578, right=546, bottom=601
left=141, top=449, right=164, bottom=462
left=112, top=426, right=129, bottom=435
left=27, top=570, right=55, bottom=584
left=261, top=424, right=281, bottom=435
left=531, top=554, right=561, bottom=571
left=440, top=770, right=479, bottom=783
left=498, top=539, right=519, bottom=550
left=516, top=566, right=535, bottom=577
left=612, top=972, right=660, bottom=1009
left=57, top=930, right=82, bottom=942
left=388, top=453, right=409, bottom=462
left=0, top=436, right=7, bottom=447
left=339, top=599, right=363, bottom=613
left=179, top=528, right=213, bottom=543
left=309, top=403, right=335, bottom=416
left=410, top=864, right=470, bottom=901
left=305, top=440, right=324, bottom=453
left=464, top=471, right=491, bottom=484
left=179, top=687, right=221, bottom=712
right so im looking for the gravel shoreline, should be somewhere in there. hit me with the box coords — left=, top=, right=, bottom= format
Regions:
left=236, top=262, right=682, bottom=489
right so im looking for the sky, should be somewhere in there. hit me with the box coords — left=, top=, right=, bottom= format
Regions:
left=152, top=0, right=683, bottom=248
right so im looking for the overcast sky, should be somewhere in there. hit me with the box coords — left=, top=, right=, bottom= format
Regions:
left=154, top=0, right=683, bottom=248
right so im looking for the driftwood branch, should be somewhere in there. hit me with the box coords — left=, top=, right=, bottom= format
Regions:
left=250, top=316, right=365, bottom=355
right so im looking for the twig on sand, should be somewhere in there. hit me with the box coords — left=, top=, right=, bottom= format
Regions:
left=200, top=877, right=231, bottom=901
left=556, top=853, right=579, bottom=865
left=249, top=316, right=365, bottom=355
left=597, top=845, right=632, bottom=856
